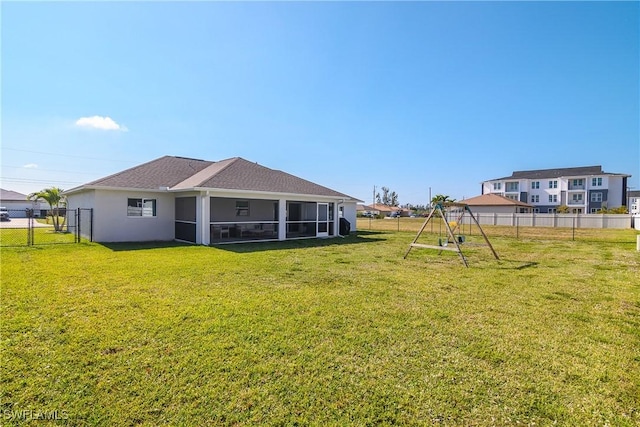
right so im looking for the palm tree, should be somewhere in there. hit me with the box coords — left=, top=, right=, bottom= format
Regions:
left=430, top=194, right=456, bottom=218
left=431, top=194, right=455, bottom=207
left=28, top=187, right=67, bottom=232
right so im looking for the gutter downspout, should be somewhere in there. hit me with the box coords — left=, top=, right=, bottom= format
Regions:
left=337, top=199, right=345, bottom=238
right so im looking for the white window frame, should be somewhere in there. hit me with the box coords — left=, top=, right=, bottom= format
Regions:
left=531, top=195, right=539, bottom=203
left=591, top=192, right=603, bottom=202
left=548, top=194, right=558, bottom=203
left=127, top=198, right=157, bottom=217
left=549, top=180, right=558, bottom=189
left=493, top=182, right=502, bottom=191
left=548, top=208, right=557, bottom=214
left=572, top=193, right=583, bottom=202
left=531, top=181, right=540, bottom=189
left=236, top=200, right=250, bottom=216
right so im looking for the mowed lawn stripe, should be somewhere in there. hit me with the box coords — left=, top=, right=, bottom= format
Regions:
left=1, top=230, right=639, bottom=425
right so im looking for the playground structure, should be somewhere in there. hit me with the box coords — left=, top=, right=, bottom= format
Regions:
left=404, top=202, right=499, bottom=267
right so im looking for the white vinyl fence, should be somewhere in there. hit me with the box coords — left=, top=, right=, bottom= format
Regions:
left=454, top=213, right=632, bottom=229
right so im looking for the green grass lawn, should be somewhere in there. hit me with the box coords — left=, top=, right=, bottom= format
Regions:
left=1, top=229, right=639, bottom=425
left=1, top=227, right=76, bottom=247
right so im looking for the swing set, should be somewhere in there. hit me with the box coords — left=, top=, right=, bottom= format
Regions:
left=404, top=202, right=499, bottom=267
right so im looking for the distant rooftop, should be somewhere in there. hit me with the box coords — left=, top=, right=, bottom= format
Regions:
left=463, top=193, right=532, bottom=208
left=489, top=165, right=631, bottom=181
left=0, top=188, right=29, bottom=201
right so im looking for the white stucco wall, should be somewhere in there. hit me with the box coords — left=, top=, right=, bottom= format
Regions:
left=341, top=201, right=357, bottom=232
left=68, top=189, right=175, bottom=242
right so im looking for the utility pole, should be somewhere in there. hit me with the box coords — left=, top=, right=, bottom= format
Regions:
left=373, top=185, right=376, bottom=208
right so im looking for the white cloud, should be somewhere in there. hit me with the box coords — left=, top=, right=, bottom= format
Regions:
left=23, top=163, right=38, bottom=169
left=75, top=116, right=128, bottom=131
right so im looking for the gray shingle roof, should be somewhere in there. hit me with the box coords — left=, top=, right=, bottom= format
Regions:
left=193, top=157, right=352, bottom=198
left=81, top=156, right=214, bottom=189
left=68, top=156, right=357, bottom=200
left=490, top=165, right=630, bottom=181
left=0, top=188, right=29, bottom=201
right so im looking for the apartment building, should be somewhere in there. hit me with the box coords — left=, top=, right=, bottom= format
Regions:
left=481, top=166, right=630, bottom=214
left=628, top=190, right=640, bottom=215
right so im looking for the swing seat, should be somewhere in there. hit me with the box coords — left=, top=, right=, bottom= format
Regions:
left=438, top=238, right=448, bottom=247
left=457, top=235, right=465, bottom=244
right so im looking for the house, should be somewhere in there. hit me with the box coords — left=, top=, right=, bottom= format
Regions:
left=64, top=156, right=362, bottom=244
left=0, top=188, right=42, bottom=217
left=357, top=204, right=380, bottom=217
left=481, top=166, right=631, bottom=214
left=628, top=190, right=640, bottom=215
left=461, top=193, right=533, bottom=214
left=369, top=203, right=402, bottom=217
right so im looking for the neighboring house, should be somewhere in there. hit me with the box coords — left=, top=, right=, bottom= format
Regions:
left=64, top=156, right=362, bottom=244
left=628, top=190, right=640, bottom=215
left=357, top=204, right=381, bottom=216
left=461, top=194, right=533, bottom=214
left=0, top=188, right=42, bottom=217
left=369, top=203, right=402, bottom=217
left=481, top=166, right=631, bottom=214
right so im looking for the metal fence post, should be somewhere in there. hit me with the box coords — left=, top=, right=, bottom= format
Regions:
left=27, top=212, right=32, bottom=246
left=76, top=208, right=81, bottom=243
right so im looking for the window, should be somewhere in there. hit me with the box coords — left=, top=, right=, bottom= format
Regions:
left=572, top=179, right=584, bottom=187
left=493, top=182, right=502, bottom=191
left=531, top=181, right=540, bottom=189
left=548, top=208, right=557, bottom=214
left=590, top=208, right=600, bottom=213
left=572, top=193, right=583, bottom=202
left=505, top=194, right=519, bottom=201
left=591, top=192, right=603, bottom=202
left=532, top=208, right=540, bottom=213
left=531, top=195, right=539, bottom=203
left=236, top=200, right=249, bottom=216
left=591, top=177, right=603, bottom=187
left=127, top=198, right=156, bottom=217
left=548, top=194, right=558, bottom=203
left=506, top=182, right=519, bottom=192
left=549, top=180, right=558, bottom=189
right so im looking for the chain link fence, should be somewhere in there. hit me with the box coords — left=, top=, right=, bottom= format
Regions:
left=0, top=208, right=93, bottom=247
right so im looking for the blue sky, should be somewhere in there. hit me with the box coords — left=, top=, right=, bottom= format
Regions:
left=2, top=1, right=638, bottom=206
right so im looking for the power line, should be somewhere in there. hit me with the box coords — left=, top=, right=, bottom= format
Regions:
left=0, top=177, right=83, bottom=185
left=0, top=165, right=101, bottom=176
left=1, top=147, right=137, bottom=163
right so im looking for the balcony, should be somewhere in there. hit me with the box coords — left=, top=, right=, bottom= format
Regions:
left=568, top=182, right=585, bottom=190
